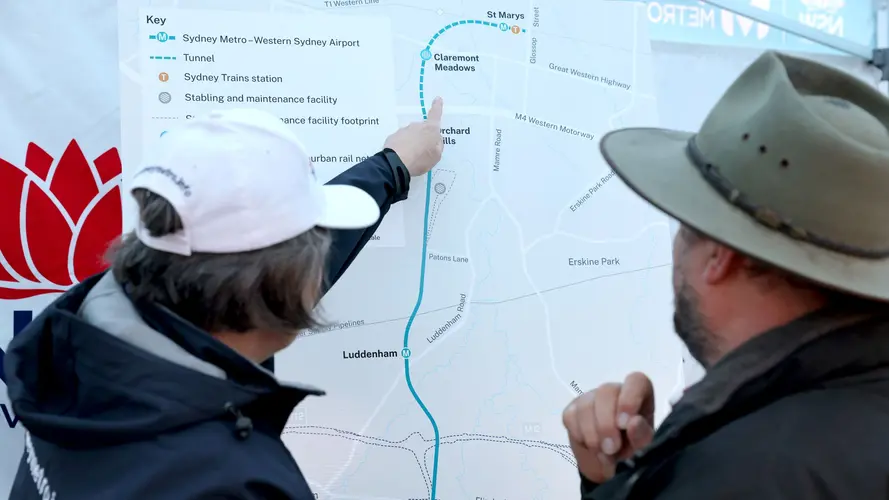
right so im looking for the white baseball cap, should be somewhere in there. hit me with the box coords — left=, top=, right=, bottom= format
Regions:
left=129, top=108, right=380, bottom=255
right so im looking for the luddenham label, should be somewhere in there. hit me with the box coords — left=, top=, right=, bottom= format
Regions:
left=342, top=348, right=400, bottom=359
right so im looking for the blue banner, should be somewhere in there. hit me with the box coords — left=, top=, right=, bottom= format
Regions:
left=646, top=0, right=874, bottom=55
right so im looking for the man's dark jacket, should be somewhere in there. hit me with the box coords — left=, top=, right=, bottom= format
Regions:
left=581, top=303, right=889, bottom=499
left=3, top=153, right=410, bottom=499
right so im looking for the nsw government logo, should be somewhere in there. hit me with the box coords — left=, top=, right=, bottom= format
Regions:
left=798, top=0, right=845, bottom=37
left=645, top=0, right=774, bottom=46
left=0, top=140, right=123, bottom=394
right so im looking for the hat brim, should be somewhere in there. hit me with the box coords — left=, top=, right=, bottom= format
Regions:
left=315, top=184, right=381, bottom=230
left=600, top=127, right=889, bottom=302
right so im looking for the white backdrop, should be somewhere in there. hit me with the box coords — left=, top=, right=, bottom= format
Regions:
left=0, top=0, right=879, bottom=496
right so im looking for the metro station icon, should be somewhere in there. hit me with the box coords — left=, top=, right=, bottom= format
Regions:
left=149, top=32, right=176, bottom=42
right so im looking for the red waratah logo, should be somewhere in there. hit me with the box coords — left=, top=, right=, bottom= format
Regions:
left=0, top=141, right=123, bottom=299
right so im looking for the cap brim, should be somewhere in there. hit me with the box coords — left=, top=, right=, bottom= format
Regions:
left=600, top=127, right=889, bottom=302
left=315, top=184, right=381, bottom=230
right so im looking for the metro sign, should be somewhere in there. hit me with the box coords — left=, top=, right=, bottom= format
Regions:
left=720, top=0, right=771, bottom=39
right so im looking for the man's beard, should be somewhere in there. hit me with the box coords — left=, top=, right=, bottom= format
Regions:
left=673, top=278, right=716, bottom=368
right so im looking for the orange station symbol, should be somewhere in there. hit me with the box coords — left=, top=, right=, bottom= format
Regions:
left=158, top=72, right=169, bottom=82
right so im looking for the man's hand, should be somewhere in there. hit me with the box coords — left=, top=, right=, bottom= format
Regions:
left=562, top=372, right=656, bottom=485
left=383, top=97, right=444, bottom=176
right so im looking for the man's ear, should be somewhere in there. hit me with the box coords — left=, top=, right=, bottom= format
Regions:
left=701, top=241, right=744, bottom=286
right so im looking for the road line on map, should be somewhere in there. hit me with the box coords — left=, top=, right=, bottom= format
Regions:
left=319, top=263, right=668, bottom=491
left=405, top=19, right=524, bottom=500
left=608, top=3, right=639, bottom=128
left=307, top=264, right=670, bottom=336
left=523, top=0, right=534, bottom=111
left=523, top=222, right=669, bottom=255
left=491, top=191, right=576, bottom=396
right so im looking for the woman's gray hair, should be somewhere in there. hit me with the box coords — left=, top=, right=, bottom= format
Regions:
left=107, top=188, right=331, bottom=335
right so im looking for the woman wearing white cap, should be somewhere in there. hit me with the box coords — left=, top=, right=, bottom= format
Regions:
left=3, top=99, right=445, bottom=499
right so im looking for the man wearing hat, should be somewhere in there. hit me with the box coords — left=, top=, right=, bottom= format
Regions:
left=563, top=51, right=889, bottom=498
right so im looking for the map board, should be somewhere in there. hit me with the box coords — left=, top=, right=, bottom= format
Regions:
left=117, top=1, right=684, bottom=498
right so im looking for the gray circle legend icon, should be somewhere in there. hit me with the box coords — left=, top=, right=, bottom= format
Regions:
left=158, top=92, right=172, bottom=104
left=434, top=182, right=446, bottom=194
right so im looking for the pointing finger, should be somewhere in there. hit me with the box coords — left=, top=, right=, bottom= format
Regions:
left=426, top=97, right=444, bottom=124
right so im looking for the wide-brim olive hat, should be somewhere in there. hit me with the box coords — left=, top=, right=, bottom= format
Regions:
left=600, top=50, right=889, bottom=301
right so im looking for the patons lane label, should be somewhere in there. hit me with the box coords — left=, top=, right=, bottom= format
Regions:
left=342, top=348, right=400, bottom=359
left=429, top=252, right=469, bottom=263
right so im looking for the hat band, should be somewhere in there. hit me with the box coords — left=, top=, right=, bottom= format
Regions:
left=686, top=136, right=889, bottom=259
